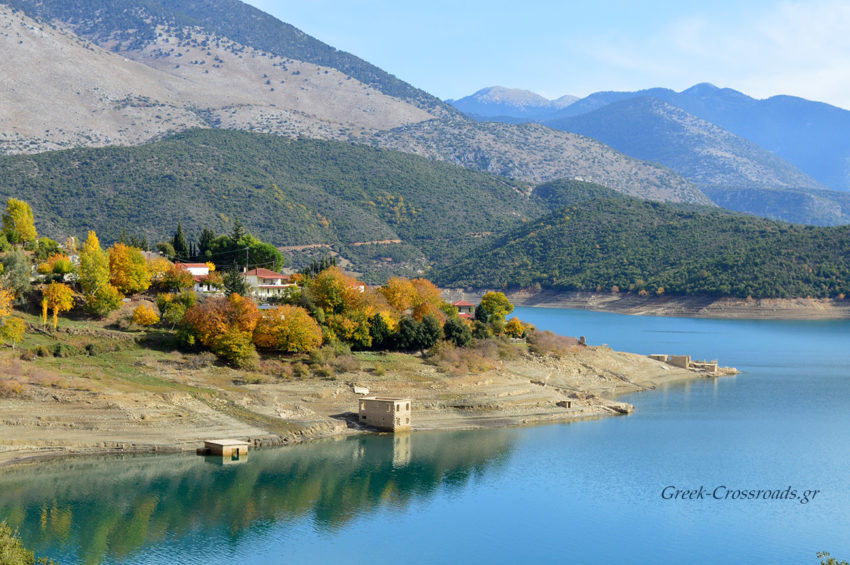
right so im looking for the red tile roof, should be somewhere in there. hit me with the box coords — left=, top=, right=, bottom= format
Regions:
left=453, top=300, right=475, bottom=307
left=244, top=268, right=289, bottom=280
left=458, top=313, right=474, bottom=319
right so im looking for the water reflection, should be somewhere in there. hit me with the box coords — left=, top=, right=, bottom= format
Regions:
left=0, top=429, right=517, bottom=564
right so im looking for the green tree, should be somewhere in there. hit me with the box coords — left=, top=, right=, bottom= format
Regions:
left=443, top=317, right=472, bottom=347
left=2, top=198, right=37, bottom=245
left=223, top=264, right=249, bottom=296
left=198, top=227, right=216, bottom=258
left=171, top=222, right=189, bottom=260
left=369, top=313, right=393, bottom=350
left=420, top=314, right=444, bottom=349
left=0, top=250, right=32, bottom=301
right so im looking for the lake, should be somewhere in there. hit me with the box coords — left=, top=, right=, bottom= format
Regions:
left=1, top=307, right=848, bottom=564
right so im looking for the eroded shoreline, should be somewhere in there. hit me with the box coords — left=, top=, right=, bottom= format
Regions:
left=0, top=346, right=732, bottom=468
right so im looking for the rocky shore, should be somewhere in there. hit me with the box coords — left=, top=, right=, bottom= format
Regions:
left=0, top=345, right=733, bottom=468
left=446, top=289, right=850, bottom=320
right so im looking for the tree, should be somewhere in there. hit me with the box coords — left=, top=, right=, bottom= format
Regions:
left=394, top=317, right=424, bottom=351
left=411, top=278, right=444, bottom=322
left=327, top=311, right=372, bottom=349
left=369, top=313, right=393, bottom=350
left=109, top=243, right=151, bottom=294
left=0, top=316, right=25, bottom=349
left=41, top=282, right=75, bottom=330
left=37, top=254, right=75, bottom=280
left=443, top=317, right=472, bottom=347
left=155, top=241, right=176, bottom=259
left=0, top=287, right=11, bottom=318
left=132, top=304, right=160, bottom=327
left=0, top=250, right=32, bottom=301
left=171, top=222, right=189, bottom=260
left=420, top=314, right=443, bottom=349
left=161, top=264, right=195, bottom=292
left=182, top=294, right=261, bottom=364
left=156, top=291, right=196, bottom=328
left=308, top=266, right=362, bottom=315
left=79, top=231, right=122, bottom=315
left=33, top=237, right=61, bottom=261
left=478, top=292, right=514, bottom=323
left=379, top=277, right=416, bottom=312
left=223, top=263, right=249, bottom=296
left=2, top=198, right=37, bottom=245
left=504, top=317, right=529, bottom=338
left=198, top=227, right=216, bottom=258
left=253, top=305, right=323, bottom=353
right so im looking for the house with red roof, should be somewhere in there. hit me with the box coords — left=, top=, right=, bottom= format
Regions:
left=244, top=268, right=296, bottom=299
left=452, top=300, right=475, bottom=319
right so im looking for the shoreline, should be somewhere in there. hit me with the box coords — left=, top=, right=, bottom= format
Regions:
left=446, top=289, right=850, bottom=320
left=0, top=347, right=732, bottom=469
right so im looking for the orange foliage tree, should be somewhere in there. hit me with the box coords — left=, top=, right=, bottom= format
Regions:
left=109, top=243, right=151, bottom=295
left=41, top=282, right=75, bottom=330
left=253, top=305, right=323, bottom=353
left=182, top=294, right=261, bottom=366
left=410, top=278, right=444, bottom=322
left=379, top=277, right=416, bottom=312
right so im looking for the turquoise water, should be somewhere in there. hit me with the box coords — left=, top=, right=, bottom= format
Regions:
left=1, top=308, right=848, bottom=564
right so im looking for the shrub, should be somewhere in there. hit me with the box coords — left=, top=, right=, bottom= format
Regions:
left=526, top=329, right=579, bottom=357
left=292, top=362, right=310, bottom=379
left=132, top=304, right=160, bottom=327
left=332, top=354, right=360, bottom=373
left=185, top=351, right=217, bottom=369
left=0, top=379, right=24, bottom=398
left=33, top=345, right=51, bottom=357
left=373, top=362, right=386, bottom=376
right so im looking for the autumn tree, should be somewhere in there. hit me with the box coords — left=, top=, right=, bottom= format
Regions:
left=379, top=277, right=416, bottom=312
left=41, top=282, right=75, bottom=330
left=2, top=198, right=37, bottom=245
left=182, top=294, right=261, bottom=366
left=108, top=243, right=151, bottom=295
left=0, top=287, right=11, bottom=318
left=37, top=253, right=75, bottom=280
left=253, top=305, right=323, bottom=353
left=156, top=291, right=197, bottom=328
left=0, top=316, right=25, bottom=348
left=132, top=304, right=160, bottom=327
left=477, top=292, right=514, bottom=324
left=504, top=317, right=531, bottom=338
left=308, top=266, right=362, bottom=315
left=161, top=263, right=195, bottom=292
left=410, top=278, right=444, bottom=322
left=79, top=231, right=123, bottom=315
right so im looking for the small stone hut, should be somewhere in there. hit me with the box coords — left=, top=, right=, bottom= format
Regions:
left=204, top=439, right=250, bottom=459
left=359, top=398, right=412, bottom=432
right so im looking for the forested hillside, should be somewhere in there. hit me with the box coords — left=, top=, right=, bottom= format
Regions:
left=434, top=180, right=850, bottom=299
left=0, top=129, right=544, bottom=279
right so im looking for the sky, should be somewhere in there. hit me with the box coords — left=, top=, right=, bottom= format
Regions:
left=243, top=0, right=850, bottom=109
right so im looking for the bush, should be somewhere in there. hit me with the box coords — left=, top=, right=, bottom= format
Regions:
left=185, top=351, right=217, bottom=369
left=33, top=345, right=52, bottom=357
left=0, top=379, right=24, bottom=398
left=52, top=343, right=80, bottom=357
left=373, top=362, right=386, bottom=376
left=526, top=329, right=579, bottom=357
left=292, top=362, right=310, bottom=379
left=332, top=354, right=360, bottom=373
left=313, top=364, right=335, bottom=379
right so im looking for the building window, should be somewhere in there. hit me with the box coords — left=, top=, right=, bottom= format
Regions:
left=405, top=418, right=409, bottom=424
left=395, top=418, right=400, bottom=425
left=406, top=403, right=410, bottom=411
left=396, top=404, right=400, bottom=412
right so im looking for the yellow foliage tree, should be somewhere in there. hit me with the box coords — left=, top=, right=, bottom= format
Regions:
left=0, top=316, right=25, bottom=348
left=132, top=304, right=160, bottom=327
left=2, top=198, right=37, bottom=245
left=0, top=287, right=12, bottom=318
left=308, top=266, right=363, bottom=315
left=148, top=257, right=173, bottom=283
left=109, top=243, right=151, bottom=295
left=183, top=294, right=261, bottom=365
left=410, top=278, right=444, bottom=323
left=41, top=282, right=75, bottom=330
left=253, top=305, right=323, bottom=353
left=79, top=231, right=123, bottom=315
left=37, top=253, right=74, bottom=277
left=504, top=317, right=530, bottom=339
left=379, top=277, right=416, bottom=312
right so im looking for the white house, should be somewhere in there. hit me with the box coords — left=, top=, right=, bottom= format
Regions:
left=243, top=268, right=296, bottom=299
left=175, top=262, right=219, bottom=293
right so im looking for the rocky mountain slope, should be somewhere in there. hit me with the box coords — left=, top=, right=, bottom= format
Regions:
left=447, top=86, right=578, bottom=120
left=546, top=97, right=823, bottom=191
left=544, top=83, right=850, bottom=192
left=0, top=0, right=710, bottom=206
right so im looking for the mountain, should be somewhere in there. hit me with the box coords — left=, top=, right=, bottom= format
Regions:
left=433, top=180, right=850, bottom=299
left=0, top=1, right=709, bottom=207
left=447, top=86, right=578, bottom=121
left=546, top=83, right=850, bottom=192
left=371, top=119, right=712, bottom=205
left=0, top=1, right=441, bottom=154
left=545, top=97, right=823, bottom=191
left=0, top=129, right=547, bottom=281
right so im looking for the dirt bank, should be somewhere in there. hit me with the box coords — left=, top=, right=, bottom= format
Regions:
left=445, top=289, right=850, bottom=320
left=0, top=344, right=730, bottom=468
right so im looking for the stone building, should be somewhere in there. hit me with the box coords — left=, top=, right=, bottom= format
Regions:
left=358, top=398, right=412, bottom=432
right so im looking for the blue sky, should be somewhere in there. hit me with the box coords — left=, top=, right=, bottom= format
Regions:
left=244, top=0, right=850, bottom=109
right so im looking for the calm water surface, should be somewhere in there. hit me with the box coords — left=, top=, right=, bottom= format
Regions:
left=1, top=307, right=848, bottom=564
